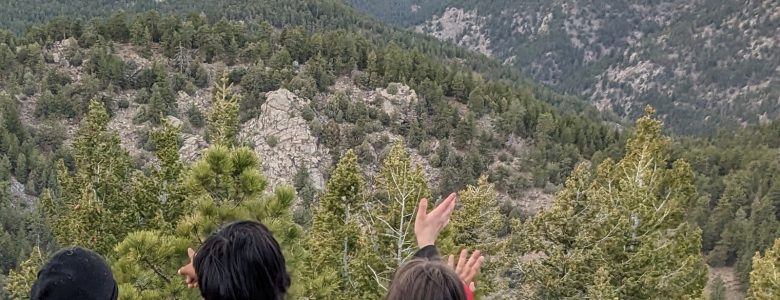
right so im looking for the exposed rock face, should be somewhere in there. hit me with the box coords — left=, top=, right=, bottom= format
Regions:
left=7, top=178, right=36, bottom=210
left=107, top=91, right=145, bottom=158
left=239, top=89, right=330, bottom=190
left=415, top=8, right=492, bottom=57
left=179, top=133, right=208, bottom=163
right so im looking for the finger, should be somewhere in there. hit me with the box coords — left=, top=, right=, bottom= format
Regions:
left=464, top=254, right=483, bottom=283
left=465, top=250, right=481, bottom=270
left=468, top=256, right=485, bottom=281
left=430, top=193, right=455, bottom=216
left=475, top=255, right=485, bottom=272
left=456, top=249, right=468, bottom=272
left=415, top=198, right=428, bottom=224
left=442, top=193, right=458, bottom=219
left=447, top=254, right=455, bottom=268
left=469, top=282, right=476, bottom=292
left=441, top=195, right=457, bottom=223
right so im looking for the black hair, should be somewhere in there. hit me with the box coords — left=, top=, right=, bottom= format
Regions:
left=30, top=247, right=118, bottom=300
left=194, top=220, right=291, bottom=300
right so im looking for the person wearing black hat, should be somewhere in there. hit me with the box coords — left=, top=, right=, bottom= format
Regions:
left=30, top=247, right=118, bottom=300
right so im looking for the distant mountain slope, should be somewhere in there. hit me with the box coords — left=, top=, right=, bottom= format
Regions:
left=0, top=0, right=617, bottom=120
left=348, top=0, right=780, bottom=134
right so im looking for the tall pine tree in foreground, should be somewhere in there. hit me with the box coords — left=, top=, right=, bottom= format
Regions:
left=369, top=141, right=431, bottom=284
left=3, top=246, right=45, bottom=300
left=42, top=99, right=138, bottom=255
left=112, top=119, right=194, bottom=299
left=303, top=150, right=380, bottom=299
left=113, top=75, right=306, bottom=298
left=448, top=176, right=508, bottom=297
left=523, top=107, right=707, bottom=299
left=747, top=238, right=780, bottom=299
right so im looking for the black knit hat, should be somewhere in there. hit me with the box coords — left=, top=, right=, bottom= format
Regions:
left=30, top=247, right=118, bottom=300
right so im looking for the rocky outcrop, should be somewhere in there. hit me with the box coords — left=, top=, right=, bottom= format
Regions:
left=415, top=8, right=492, bottom=57
left=179, top=133, right=208, bottom=163
left=8, top=178, right=35, bottom=209
left=239, top=89, right=330, bottom=190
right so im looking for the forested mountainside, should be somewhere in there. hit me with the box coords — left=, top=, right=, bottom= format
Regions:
left=347, top=0, right=780, bottom=135
left=0, top=0, right=778, bottom=299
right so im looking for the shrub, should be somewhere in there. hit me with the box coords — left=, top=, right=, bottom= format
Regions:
left=386, top=83, right=399, bottom=95
left=187, top=105, right=205, bottom=128
left=266, top=135, right=279, bottom=148
left=117, top=98, right=130, bottom=109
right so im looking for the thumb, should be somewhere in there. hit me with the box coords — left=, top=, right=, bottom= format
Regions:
left=187, top=247, right=195, bottom=258
left=416, top=198, right=428, bottom=223
left=469, top=282, right=476, bottom=292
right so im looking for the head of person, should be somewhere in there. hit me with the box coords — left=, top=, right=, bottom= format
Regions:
left=194, top=220, right=290, bottom=300
left=386, top=258, right=467, bottom=300
left=30, top=247, right=118, bottom=300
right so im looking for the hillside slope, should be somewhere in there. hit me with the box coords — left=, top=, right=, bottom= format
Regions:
left=1, top=2, right=778, bottom=298
left=0, top=10, right=622, bottom=294
left=348, top=0, right=780, bottom=134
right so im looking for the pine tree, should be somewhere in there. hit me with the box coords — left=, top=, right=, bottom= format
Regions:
left=704, top=176, right=747, bottom=251
left=43, top=99, right=138, bottom=255
left=112, top=231, right=195, bottom=300
left=450, top=72, right=467, bottom=100
left=453, top=112, right=475, bottom=149
left=292, top=164, right=317, bottom=226
left=280, top=26, right=310, bottom=63
left=225, top=37, right=239, bottom=65
left=208, top=74, right=239, bottom=146
left=269, top=48, right=293, bottom=70
left=146, top=119, right=185, bottom=225
left=13, top=152, right=26, bottom=183
left=747, top=238, right=780, bottom=299
left=0, top=43, right=15, bottom=72
left=467, top=88, right=486, bottom=115
left=0, top=155, right=11, bottom=182
left=365, top=50, right=381, bottom=88
left=707, top=209, right=748, bottom=267
left=305, top=54, right=335, bottom=91
left=4, top=246, right=45, bottom=300
left=448, top=176, right=507, bottom=295
left=115, top=146, right=306, bottom=299
left=130, top=19, right=151, bottom=58
left=369, top=141, right=431, bottom=284
left=523, top=107, right=707, bottom=299
left=303, top=150, right=376, bottom=299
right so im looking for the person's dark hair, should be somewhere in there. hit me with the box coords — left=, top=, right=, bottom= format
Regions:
left=386, top=258, right=467, bottom=300
left=30, top=247, right=118, bottom=300
left=194, top=220, right=291, bottom=300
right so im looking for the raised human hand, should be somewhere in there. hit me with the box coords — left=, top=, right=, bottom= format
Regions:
left=447, top=249, right=484, bottom=292
left=414, top=193, right=457, bottom=248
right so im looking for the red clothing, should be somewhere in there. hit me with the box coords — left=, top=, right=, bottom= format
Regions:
left=464, top=285, right=474, bottom=300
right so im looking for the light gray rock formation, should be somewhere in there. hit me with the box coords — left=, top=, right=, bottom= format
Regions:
left=239, top=89, right=330, bottom=190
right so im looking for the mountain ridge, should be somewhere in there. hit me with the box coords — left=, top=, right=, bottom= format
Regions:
left=348, top=0, right=780, bottom=135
